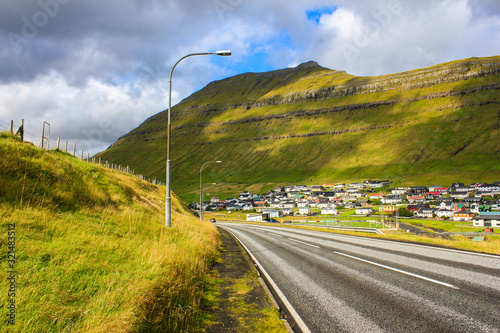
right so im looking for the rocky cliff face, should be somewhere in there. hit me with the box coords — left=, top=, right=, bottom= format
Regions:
left=99, top=56, right=500, bottom=199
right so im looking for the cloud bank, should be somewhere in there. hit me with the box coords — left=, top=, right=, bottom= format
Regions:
left=0, top=0, right=499, bottom=155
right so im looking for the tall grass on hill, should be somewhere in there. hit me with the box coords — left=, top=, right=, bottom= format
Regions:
left=0, top=135, right=219, bottom=332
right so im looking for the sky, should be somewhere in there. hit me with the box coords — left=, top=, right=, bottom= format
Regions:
left=1, top=0, right=499, bottom=156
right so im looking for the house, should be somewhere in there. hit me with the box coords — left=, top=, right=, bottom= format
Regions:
left=471, top=204, right=492, bottom=214
left=321, top=207, right=338, bottom=215
left=310, top=185, right=325, bottom=192
left=426, top=192, right=443, bottom=200
left=247, top=214, right=265, bottom=222
left=296, top=201, right=309, bottom=208
left=428, top=185, right=444, bottom=192
left=355, top=207, right=373, bottom=215
left=367, top=180, right=390, bottom=188
left=382, top=195, right=403, bottom=204
left=407, top=204, right=430, bottom=212
left=408, top=195, right=426, bottom=204
left=370, top=193, right=385, bottom=200
left=379, top=206, right=397, bottom=213
left=392, top=187, right=410, bottom=195
left=210, top=197, right=220, bottom=203
left=317, top=200, right=331, bottom=208
left=281, top=208, right=293, bottom=215
left=450, top=191, right=469, bottom=200
left=451, top=203, right=466, bottom=212
left=437, top=200, right=454, bottom=210
left=473, top=213, right=500, bottom=228
left=261, top=209, right=283, bottom=218
left=349, top=183, right=365, bottom=189
left=333, top=184, right=346, bottom=189
left=453, top=211, right=475, bottom=221
left=242, top=203, right=254, bottom=211
left=409, top=186, right=428, bottom=194
left=464, top=197, right=482, bottom=205
left=282, top=201, right=295, bottom=209
left=436, top=209, right=454, bottom=219
left=417, top=208, right=438, bottom=218
left=299, top=206, right=310, bottom=215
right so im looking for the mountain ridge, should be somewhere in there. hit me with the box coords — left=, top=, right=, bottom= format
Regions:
left=98, top=56, right=500, bottom=201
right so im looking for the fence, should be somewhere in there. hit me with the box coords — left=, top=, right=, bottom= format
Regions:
left=1, top=119, right=164, bottom=186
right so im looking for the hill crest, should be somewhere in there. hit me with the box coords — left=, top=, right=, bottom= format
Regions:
left=98, top=56, right=500, bottom=201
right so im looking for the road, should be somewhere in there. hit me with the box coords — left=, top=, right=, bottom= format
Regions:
left=218, top=223, right=500, bottom=333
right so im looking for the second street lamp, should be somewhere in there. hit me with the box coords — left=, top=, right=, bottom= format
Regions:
left=200, top=182, right=216, bottom=221
left=165, top=50, right=231, bottom=228
left=200, top=161, right=222, bottom=222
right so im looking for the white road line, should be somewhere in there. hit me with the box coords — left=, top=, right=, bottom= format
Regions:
left=267, top=231, right=284, bottom=238
left=223, top=228, right=312, bottom=333
left=288, top=238, right=321, bottom=249
left=334, top=251, right=459, bottom=289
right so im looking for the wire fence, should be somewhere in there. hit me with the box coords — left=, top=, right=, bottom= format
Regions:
left=1, top=119, right=164, bottom=186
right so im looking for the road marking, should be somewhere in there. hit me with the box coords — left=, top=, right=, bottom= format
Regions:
left=222, top=228, right=312, bottom=333
left=334, top=251, right=459, bottom=289
left=288, top=238, right=321, bottom=249
left=267, top=231, right=284, bottom=238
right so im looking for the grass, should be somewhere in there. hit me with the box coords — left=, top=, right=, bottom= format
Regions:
left=0, top=135, right=220, bottom=332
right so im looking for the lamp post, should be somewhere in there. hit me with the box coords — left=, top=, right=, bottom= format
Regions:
left=200, top=161, right=222, bottom=222
left=201, top=182, right=217, bottom=221
left=165, top=50, right=231, bottom=228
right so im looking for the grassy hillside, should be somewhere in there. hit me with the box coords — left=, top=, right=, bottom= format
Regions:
left=0, top=134, right=219, bottom=332
left=97, top=56, right=500, bottom=201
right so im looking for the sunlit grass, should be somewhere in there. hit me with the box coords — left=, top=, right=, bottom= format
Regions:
left=0, top=136, right=219, bottom=332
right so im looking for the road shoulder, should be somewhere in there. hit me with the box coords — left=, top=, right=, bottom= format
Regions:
left=203, top=227, right=288, bottom=333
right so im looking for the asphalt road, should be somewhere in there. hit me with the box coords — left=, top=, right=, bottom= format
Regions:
left=218, top=223, right=500, bottom=333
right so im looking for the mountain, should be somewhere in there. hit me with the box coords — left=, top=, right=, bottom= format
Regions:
left=97, top=56, right=500, bottom=201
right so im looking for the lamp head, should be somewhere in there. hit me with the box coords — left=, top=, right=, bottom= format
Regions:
left=215, top=50, right=231, bottom=56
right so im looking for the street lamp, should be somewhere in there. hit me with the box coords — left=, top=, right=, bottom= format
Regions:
left=165, top=50, right=231, bottom=228
left=200, top=182, right=217, bottom=221
left=200, top=161, right=222, bottom=222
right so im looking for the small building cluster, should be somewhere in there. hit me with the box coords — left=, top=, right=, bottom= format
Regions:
left=191, top=181, right=500, bottom=227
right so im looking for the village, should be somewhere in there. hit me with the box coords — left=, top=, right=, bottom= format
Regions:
left=192, top=180, right=500, bottom=228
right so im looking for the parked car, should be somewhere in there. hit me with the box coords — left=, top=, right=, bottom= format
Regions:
left=210, top=218, right=216, bottom=223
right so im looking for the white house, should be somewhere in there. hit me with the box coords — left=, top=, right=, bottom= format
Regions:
left=261, top=209, right=283, bottom=218
left=355, top=207, right=373, bottom=215
left=321, top=207, right=338, bottom=215
left=246, top=214, right=264, bottom=222
left=435, top=209, right=454, bottom=219
left=473, top=213, right=500, bottom=228
left=299, top=206, right=310, bottom=215
left=242, top=203, right=254, bottom=211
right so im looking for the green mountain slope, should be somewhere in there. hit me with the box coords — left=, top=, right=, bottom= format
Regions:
left=97, top=56, right=500, bottom=201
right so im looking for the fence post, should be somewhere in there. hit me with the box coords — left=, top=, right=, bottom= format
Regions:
left=10, top=120, right=13, bottom=134
left=20, top=119, right=24, bottom=142
left=73, top=145, right=76, bottom=157
left=65, top=141, right=68, bottom=153
left=57, top=137, right=61, bottom=150
left=81, top=150, right=84, bottom=160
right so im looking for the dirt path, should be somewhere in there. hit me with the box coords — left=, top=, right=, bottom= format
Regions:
left=204, top=227, right=288, bottom=333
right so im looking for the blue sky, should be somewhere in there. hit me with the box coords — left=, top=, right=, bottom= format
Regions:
left=0, top=0, right=499, bottom=155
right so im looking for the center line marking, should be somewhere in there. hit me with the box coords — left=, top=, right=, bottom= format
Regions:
left=334, top=251, right=459, bottom=289
left=288, top=238, right=321, bottom=249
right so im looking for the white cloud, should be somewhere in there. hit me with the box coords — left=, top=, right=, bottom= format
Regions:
left=0, top=0, right=499, bottom=156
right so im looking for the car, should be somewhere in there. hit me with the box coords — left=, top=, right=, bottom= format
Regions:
left=210, top=218, right=216, bottom=223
